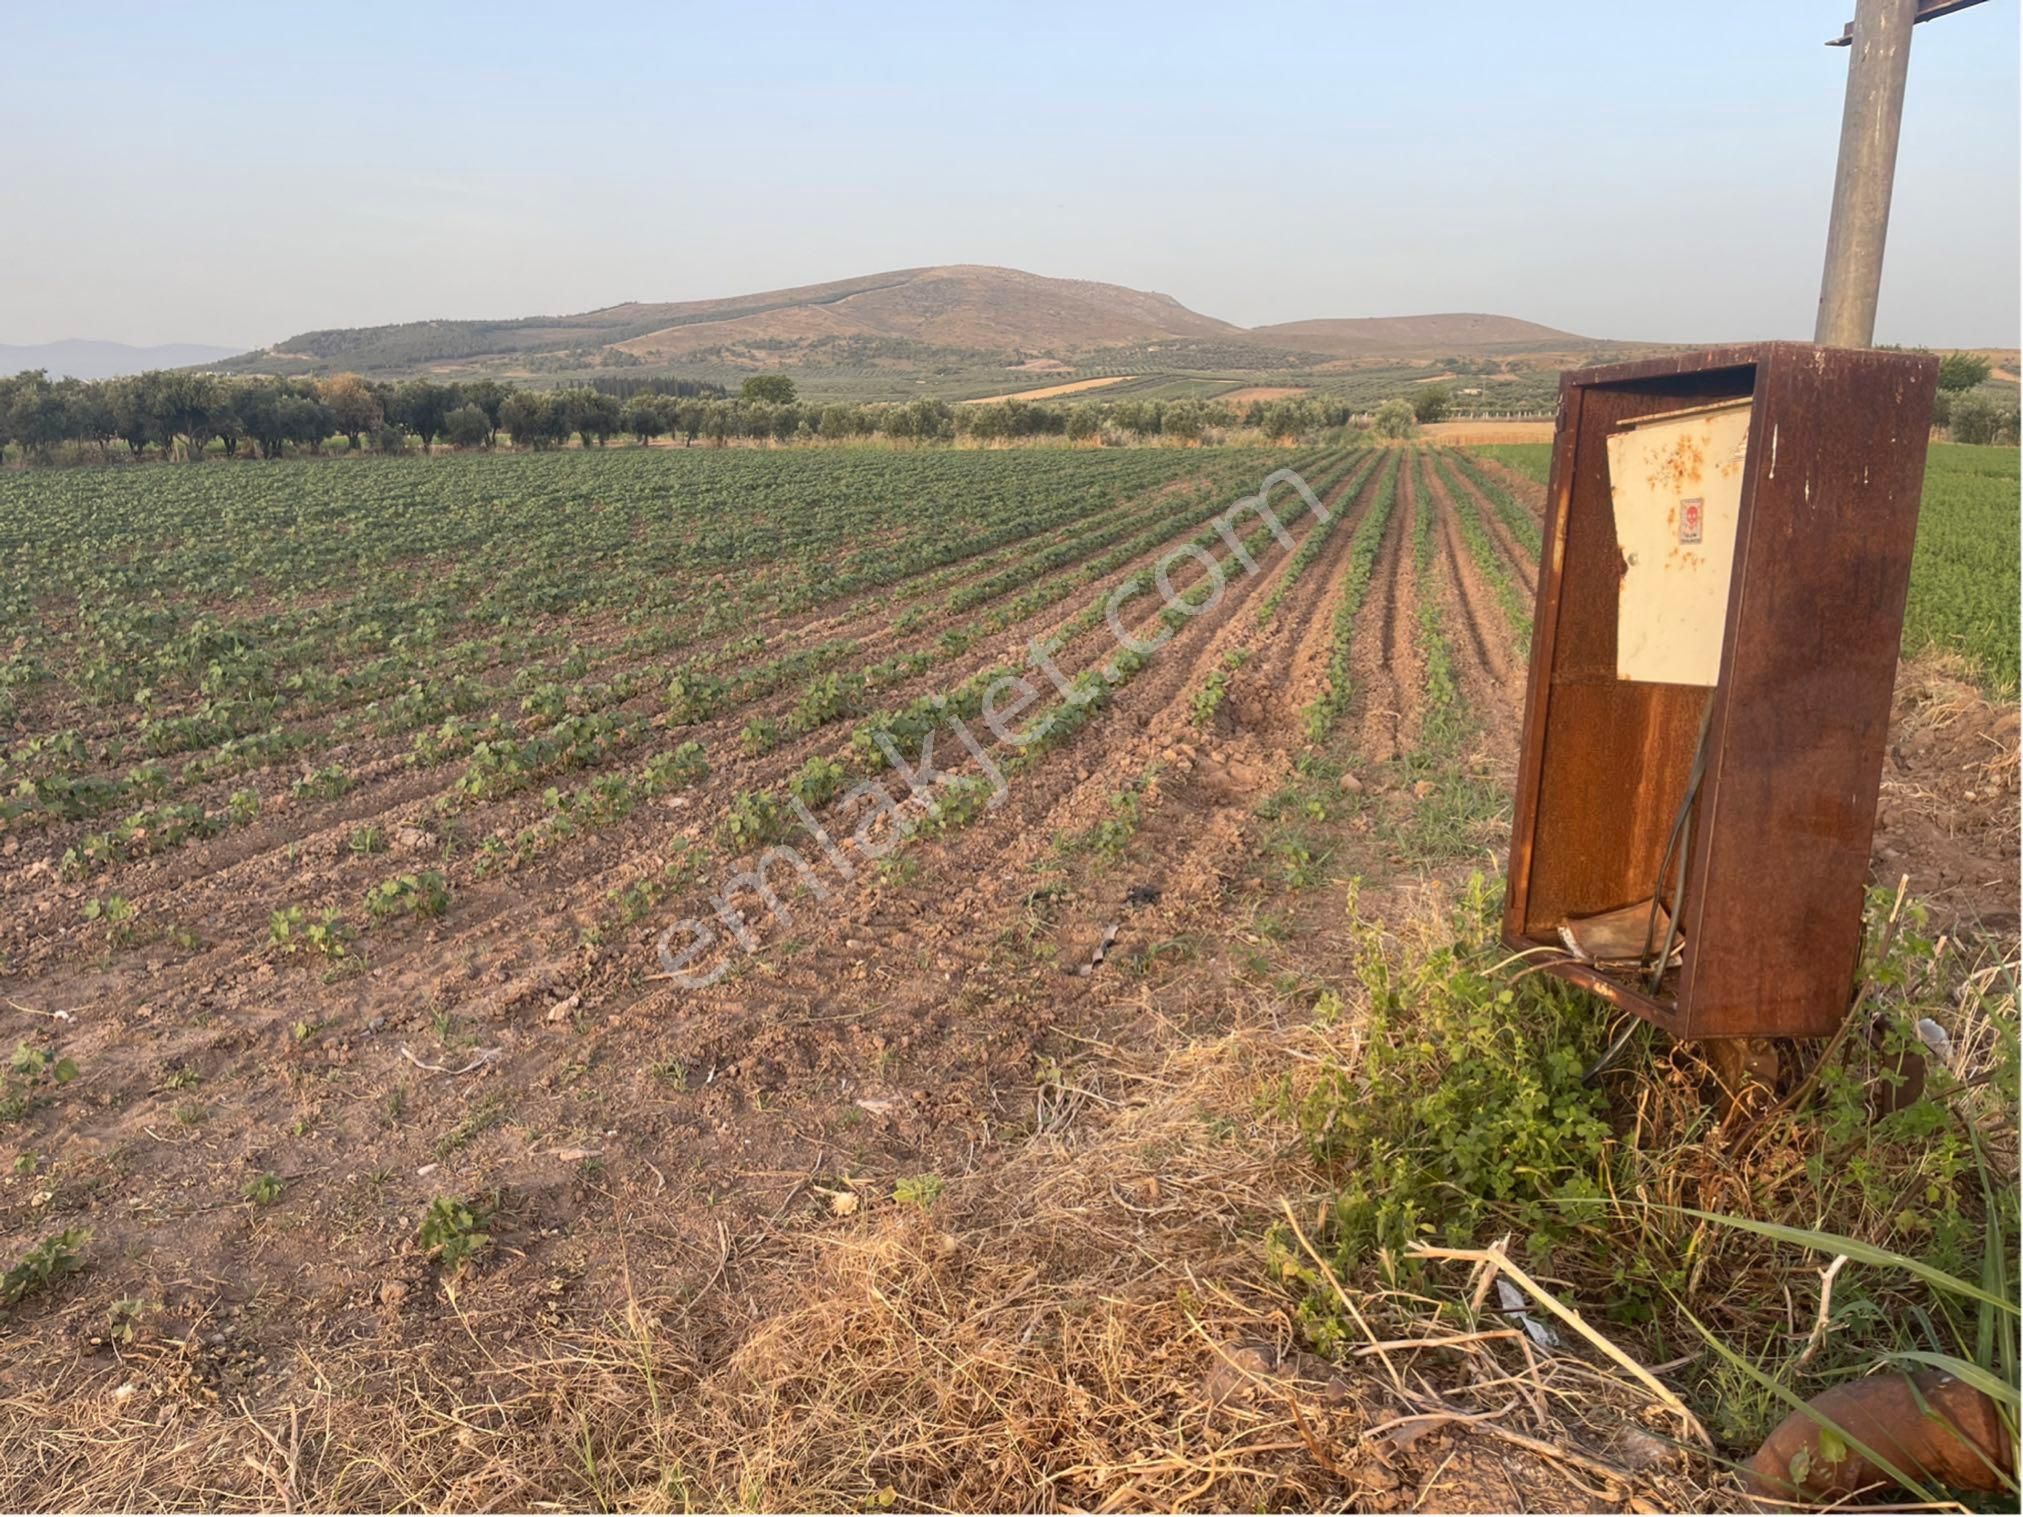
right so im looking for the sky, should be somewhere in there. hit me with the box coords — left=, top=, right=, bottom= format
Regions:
left=3, top=0, right=2016, bottom=350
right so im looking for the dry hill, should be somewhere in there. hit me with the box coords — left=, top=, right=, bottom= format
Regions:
left=220, top=265, right=1613, bottom=378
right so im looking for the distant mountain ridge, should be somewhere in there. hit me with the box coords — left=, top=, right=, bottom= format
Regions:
left=1246, top=312, right=1586, bottom=357
left=212, top=264, right=1607, bottom=378
left=1, top=339, right=244, bottom=380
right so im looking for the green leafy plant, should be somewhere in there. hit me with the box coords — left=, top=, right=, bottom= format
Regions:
left=2, top=1228, right=89, bottom=1306
left=893, top=1174, right=945, bottom=1209
left=417, top=1195, right=491, bottom=1271
left=105, top=1296, right=146, bottom=1343
left=290, top=763, right=351, bottom=801
left=719, top=791, right=789, bottom=850
left=2, top=1042, right=80, bottom=1121
left=665, top=671, right=727, bottom=723
left=921, top=774, right=995, bottom=836
left=639, top=741, right=707, bottom=795
left=365, top=871, right=451, bottom=922
left=1192, top=667, right=1233, bottom=727
left=1295, top=875, right=1612, bottom=1286
left=740, top=716, right=784, bottom=756
left=268, top=905, right=355, bottom=958
left=243, top=1171, right=284, bottom=1207
left=789, top=755, right=847, bottom=810
left=80, top=894, right=140, bottom=945
left=790, top=671, right=866, bottom=734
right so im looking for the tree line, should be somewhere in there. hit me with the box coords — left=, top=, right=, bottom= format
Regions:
left=6, top=347, right=2008, bottom=465
left=0, top=368, right=1407, bottom=463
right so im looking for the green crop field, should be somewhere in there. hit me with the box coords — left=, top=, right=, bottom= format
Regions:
left=1468, top=440, right=2020, bottom=690
left=1466, top=442, right=1553, bottom=484
left=0, top=443, right=1312, bottom=899
left=1907, top=444, right=2023, bottom=691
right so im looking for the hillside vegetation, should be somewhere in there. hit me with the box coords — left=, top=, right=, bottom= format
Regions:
left=218, top=264, right=1622, bottom=382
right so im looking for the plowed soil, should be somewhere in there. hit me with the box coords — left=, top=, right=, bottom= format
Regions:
left=1, top=444, right=2013, bottom=1510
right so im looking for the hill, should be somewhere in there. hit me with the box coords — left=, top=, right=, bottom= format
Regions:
left=228, top=267, right=1248, bottom=378
left=1245, top=312, right=1586, bottom=357
left=219, top=265, right=1612, bottom=381
left=0, top=339, right=243, bottom=379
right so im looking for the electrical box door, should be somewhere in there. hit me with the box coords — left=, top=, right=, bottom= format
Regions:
left=1605, top=398, right=1752, bottom=688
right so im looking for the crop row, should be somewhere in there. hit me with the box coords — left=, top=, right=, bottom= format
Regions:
left=1445, top=451, right=1541, bottom=557
left=1301, top=452, right=1403, bottom=742
left=1255, top=450, right=1382, bottom=624
left=1428, top=452, right=1531, bottom=648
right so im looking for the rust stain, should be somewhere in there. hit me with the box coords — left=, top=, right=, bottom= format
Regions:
left=1646, top=430, right=1708, bottom=495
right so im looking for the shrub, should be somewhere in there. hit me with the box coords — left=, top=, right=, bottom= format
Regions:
left=1948, top=391, right=2020, bottom=446
left=1296, top=875, right=1612, bottom=1288
left=1370, top=398, right=1419, bottom=439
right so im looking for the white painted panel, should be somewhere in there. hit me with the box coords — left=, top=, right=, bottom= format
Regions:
left=1604, top=399, right=1752, bottom=687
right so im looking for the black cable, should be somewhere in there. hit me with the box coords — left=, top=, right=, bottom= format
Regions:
left=1583, top=1016, right=1646, bottom=1084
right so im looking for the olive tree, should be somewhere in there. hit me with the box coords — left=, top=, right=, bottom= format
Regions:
left=1370, top=397, right=1418, bottom=440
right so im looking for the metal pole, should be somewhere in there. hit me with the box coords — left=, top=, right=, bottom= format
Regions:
left=1814, top=0, right=1918, bottom=347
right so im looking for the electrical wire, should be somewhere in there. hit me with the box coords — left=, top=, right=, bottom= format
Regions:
left=1643, top=699, right=1716, bottom=995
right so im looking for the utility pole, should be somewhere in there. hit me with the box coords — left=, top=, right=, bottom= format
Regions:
left=1815, top=0, right=1918, bottom=347
left=1814, top=0, right=1993, bottom=347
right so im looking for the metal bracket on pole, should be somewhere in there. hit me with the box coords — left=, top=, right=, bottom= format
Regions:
left=1827, top=0, right=1990, bottom=44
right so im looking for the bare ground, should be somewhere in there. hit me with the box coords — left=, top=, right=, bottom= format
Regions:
left=1, top=445, right=2013, bottom=1511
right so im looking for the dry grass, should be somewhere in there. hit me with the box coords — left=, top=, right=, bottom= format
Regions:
left=961, top=376, right=1138, bottom=405
left=0, top=990, right=1715, bottom=1512
left=1418, top=421, right=1556, bottom=445
left=0, top=1013, right=1319, bottom=1510
left=1216, top=387, right=1312, bottom=407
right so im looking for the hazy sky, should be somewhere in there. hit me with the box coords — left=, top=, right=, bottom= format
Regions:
left=5, top=1, right=2016, bottom=349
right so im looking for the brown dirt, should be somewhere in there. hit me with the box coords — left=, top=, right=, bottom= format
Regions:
left=1422, top=458, right=1523, bottom=708
left=1872, top=654, right=2021, bottom=933
left=0, top=447, right=2010, bottom=1511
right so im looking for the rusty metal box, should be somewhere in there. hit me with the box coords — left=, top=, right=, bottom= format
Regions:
left=1502, top=343, right=1938, bottom=1040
